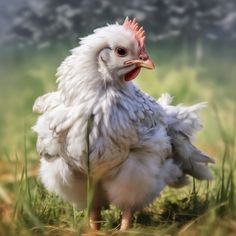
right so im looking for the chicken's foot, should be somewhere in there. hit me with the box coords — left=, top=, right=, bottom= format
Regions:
left=120, top=208, right=132, bottom=230
left=89, top=207, right=101, bottom=231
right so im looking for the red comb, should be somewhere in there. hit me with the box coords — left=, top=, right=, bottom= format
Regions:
left=123, top=17, right=145, bottom=49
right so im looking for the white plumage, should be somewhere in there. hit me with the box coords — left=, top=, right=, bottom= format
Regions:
left=33, top=18, right=214, bottom=230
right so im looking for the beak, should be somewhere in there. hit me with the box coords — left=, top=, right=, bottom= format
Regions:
left=125, top=58, right=155, bottom=70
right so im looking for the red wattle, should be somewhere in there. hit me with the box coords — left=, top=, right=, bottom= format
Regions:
left=124, top=67, right=141, bottom=81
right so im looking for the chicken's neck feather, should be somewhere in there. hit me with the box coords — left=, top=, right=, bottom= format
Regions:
left=56, top=45, right=133, bottom=107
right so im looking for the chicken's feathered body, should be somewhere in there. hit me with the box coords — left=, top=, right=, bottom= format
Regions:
left=33, top=19, right=214, bottom=230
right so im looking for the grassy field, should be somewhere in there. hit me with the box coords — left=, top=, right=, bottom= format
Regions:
left=0, top=41, right=235, bottom=235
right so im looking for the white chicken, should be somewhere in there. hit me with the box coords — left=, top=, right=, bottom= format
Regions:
left=33, top=18, right=214, bottom=230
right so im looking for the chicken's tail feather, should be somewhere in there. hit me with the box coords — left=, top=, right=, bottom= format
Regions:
left=158, top=93, right=207, bottom=139
left=158, top=93, right=214, bottom=181
left=170, top=130, right=215, bottom=181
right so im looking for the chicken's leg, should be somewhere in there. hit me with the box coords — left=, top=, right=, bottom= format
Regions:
left=90, top=207, right=101, bottom=231
left=120, top=209, right=132, bottom=230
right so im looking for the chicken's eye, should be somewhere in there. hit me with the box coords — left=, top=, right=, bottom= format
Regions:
left=115, top=47, right=128, bottom=57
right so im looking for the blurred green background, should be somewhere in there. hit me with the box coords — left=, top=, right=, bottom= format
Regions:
left=0, top=0, right=235, bottom=235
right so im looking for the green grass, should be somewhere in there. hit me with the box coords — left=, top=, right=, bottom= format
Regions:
left=0, top=42, right=235, bottom=235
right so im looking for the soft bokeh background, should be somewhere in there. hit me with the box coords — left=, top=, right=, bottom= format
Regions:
left=0, top=0, right=235, bottom=235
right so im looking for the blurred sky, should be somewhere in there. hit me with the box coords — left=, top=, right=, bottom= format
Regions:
left=0, top=0, right=235, bottom=47
left=0, top=0, right=28, bottom=36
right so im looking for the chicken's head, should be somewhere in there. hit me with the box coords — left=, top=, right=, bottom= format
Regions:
left=78, top=18, right=154, bottom=84
left=97, top=18, right=155, bottom=82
